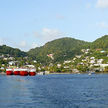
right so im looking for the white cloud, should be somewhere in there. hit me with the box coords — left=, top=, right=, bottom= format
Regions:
left=34, top=28, right=65, bottom=43
left=42, top=28, right=62, bottom=40
left=18, top=41, right=39, bottom=51
left=98, top=22, right=108, bottom=28
left=31, top=42, right=38, bottom=48
left=18, top=41, right=31, bottom=51
left=19, top=41, right=27, bottom=48
left=96, top=0, right=108, bottom=8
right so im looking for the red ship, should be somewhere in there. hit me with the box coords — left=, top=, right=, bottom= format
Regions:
left=13, top=69, right=20, bottom=75
left=20, top=69, right=28, bottom=76
left=6, top=69, right=13, bottom=75
left=29, top=69, right=36, bottom=76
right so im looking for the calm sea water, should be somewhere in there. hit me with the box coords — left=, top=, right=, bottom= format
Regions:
left=0, top=74, right=108, bottom=108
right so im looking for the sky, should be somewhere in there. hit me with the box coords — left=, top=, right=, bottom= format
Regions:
left=0, top=0, right=108, bottom=51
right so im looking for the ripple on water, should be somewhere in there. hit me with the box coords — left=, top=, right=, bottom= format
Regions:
left=0, top=74, right=108, bottom=108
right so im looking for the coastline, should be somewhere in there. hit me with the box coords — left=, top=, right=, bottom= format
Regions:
left=49, top=72, right=108, bottom=74
left=1, top=72, right=108, bottom=75
left=0, top=72, right=6, bottom=75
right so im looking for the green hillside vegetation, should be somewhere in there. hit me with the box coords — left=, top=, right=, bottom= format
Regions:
left=28, top=37, right=90, bottom=64
left=0, top=35, right=108, bottom=73
left=91, top=35, right=108, bottom=49
left=0, top=45, right=27, bottom=57
left=1, top=35, right=108, bottom=65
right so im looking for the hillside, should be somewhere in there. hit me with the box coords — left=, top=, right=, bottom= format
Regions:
left=0, top=45, right=27, bottom=57
left=1, top=35, right=108, bottom=64
left=28, top=37, right=90, bottom=64
left=0, top=35, right=108, bottom=64
left=91, top=35, right=108, bottom=49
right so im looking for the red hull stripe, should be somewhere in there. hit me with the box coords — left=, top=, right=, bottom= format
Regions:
left=13, top=71, right=20, bottom=75
left=6, top=71, right=13, bottom=75
left=20, top=71, right=28, bottom=76
left=29, top=72, right=36, bottom=76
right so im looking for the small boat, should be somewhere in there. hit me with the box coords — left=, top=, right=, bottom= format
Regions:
left=29, top=69, right=36, bottom=76
left=6, top=69, right=13, bottom=75
left=20, top=69, right=28, bottom=76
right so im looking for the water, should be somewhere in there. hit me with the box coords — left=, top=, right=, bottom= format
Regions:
left=0, top=74, right=108, bottom=108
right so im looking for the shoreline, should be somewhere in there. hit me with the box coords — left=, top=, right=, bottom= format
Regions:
left=1, top=72, right=108, bottom=75
left=48, top=72, right=108, bottom=74
left=0, top=72, right=6, bottom=75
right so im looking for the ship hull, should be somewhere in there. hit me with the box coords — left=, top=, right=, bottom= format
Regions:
left=20, top=71, right=28, bottom=76
left=13, top=71, right=20, bottom=75
left=29, top=72, right=36, bottom=76
left=6, top=71, right=13, bottom=75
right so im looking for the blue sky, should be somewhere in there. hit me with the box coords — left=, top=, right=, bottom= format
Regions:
left=0, top=0, right=108, bottom=51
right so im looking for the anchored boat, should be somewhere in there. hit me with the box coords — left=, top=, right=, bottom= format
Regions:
left=29, top=69, right=36, bottom=76
left=6, top=69, right=13, bottom=75
left=19, top=69, right=29, bottom=76
left=6, top=67, right=37, bottom=76
left=13, top=69, right=20, bottom=75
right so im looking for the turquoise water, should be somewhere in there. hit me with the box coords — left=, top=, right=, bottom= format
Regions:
left=0, top=74, right=108, bottom=108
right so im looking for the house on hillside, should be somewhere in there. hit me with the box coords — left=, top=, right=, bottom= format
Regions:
left=57, top=64, right=61, bottom=68
left=100, top=50, right=105, bottom=53
left=100, top=64, right=108, bottom=68
left=9, top=57, right=14, bottom=60
left=93, top=64, right=108, bottom=71
left=64, top=60, right=71, bottom=64
left=72, top=69, right=79, bottom=73
left=90, top=60, right=95, bottom=64
left=76, top=55, right=82, bottom=58
left=3, top=58, right=8, bottom=60
left=90, top=57, right=95, bottom=60
left=8, top=61, right=18, bottom=66
left=97, top=59, right=103, bottom=64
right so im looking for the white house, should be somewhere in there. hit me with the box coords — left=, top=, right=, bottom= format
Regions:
left=9, top=61, right=16, bottom=65
left=90, top=60, right=95, bottom=64
left=57, top=64, right=61, bottom=68
left=76, top=55, right=82, bottom=58
left=26, top=65, right=35, bottom=68
left=100, top=64, right=108, bottom=68
left=64, top=60, right=71, bottom=64
left=64, top=66, right=69, bottom=69
left=97, top=59, right=103, bottom=64
left=100, top=50, right=105, bottom=53
left=90, top=57, right=95, bottom=60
